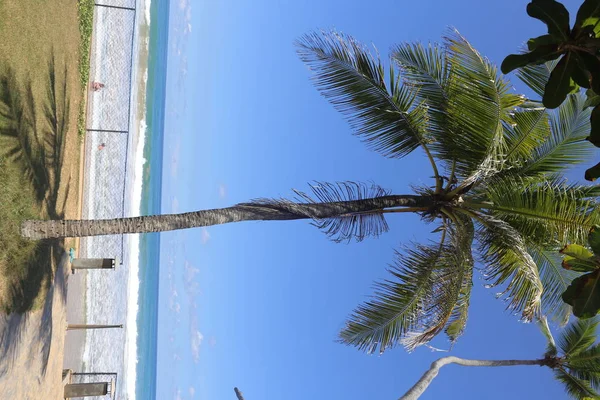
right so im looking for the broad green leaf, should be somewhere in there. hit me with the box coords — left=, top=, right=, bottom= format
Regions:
left=562, top=270, right=600, bottom=318
left=527, top=0, right=571, bottom=40
left=569, top=80, right=582, bottom=94
left=589, top=105, right=600, bottom=147
left=527, top=34, right=560, bottom=51
left=544, top=53, right=578, bottom=108
left=501, top=45, right=561, bottom=74
left=562, top=255, right=599, bottom=272
left=572, top=53, right=592, bottom=89
left=589, top=225, right=600, bottom=255
left=579, top=52, right=600, bottom=93
left=561, top=243, right=595, bottom=259
left=584, top=89, right=600, bottom=108
left=585, top=160, right=600, bottom=181
left=575, top=0, right=600, bottom=34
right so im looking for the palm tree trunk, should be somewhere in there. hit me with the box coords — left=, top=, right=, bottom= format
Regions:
left=21, top=194, right=431, bottom=239
left=400, top=356, right=546, bottom=400
left=234, top=387, right=245, bottom=400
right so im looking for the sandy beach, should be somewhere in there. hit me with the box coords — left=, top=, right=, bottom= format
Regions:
left=0, top=252, right=69, bottom=399
left=0, top=69, right=82, bottom=400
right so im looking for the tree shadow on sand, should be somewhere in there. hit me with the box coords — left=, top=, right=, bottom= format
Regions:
left=0, top=51, right=72, bottom=377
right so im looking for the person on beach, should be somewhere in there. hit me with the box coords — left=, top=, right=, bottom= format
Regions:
left=91, top=81, right=105, bottom=91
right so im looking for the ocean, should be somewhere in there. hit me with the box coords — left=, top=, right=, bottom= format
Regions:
left=133, top=0, right=170, bottom=398
left=77, top=0, right=170, bottom=399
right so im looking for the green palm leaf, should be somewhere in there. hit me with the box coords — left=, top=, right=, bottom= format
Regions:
left=503, top=108, right=549, bottom=163
left=443, top=263, right=474, bottom=344
left=403, top=218, right=475, bottom=350
left=555, top=369, right=600, bottom=399
left=391, top=42, right=449, bottom=143
left=296, top=31, right=428, bottom=158
left=516, top=93, right=593, bottom=177
left=517, top=59, right=559, bottom=97
left=484, top=177, right=600, bottom=246
left=391, top=42, right=448, bottom=108
left=568, top=344, right=600, bottom=375
left=339, top=241, right=445, bottom=354
left=538, top=316, right=558, bottom=356
left=529, top=245, right=577, bottom=325
left=439, top=29, right=523, bottom=183
left=474, top=212, right=543, bottom=320
left=567, top=367, right=600, bottom=392
left=340, top=220, right=474, bottom=353
left=559, top=319, right=599, bottom=357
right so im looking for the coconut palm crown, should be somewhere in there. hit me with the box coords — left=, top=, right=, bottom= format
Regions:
left=294, top=29, right=598, bottom=354
left=400, top=317, right=600, bottom=400
left=536, top=317, right=600, bottom=400
left=21, top=29, right=599, bottom=354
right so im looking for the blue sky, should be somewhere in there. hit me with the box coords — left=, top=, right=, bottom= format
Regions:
left=157, top=1, right=590, bottom=399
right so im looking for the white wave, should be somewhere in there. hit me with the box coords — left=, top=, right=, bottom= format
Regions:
left=145, top=0, right=152, bottom=25
left=124, top=1, right=151, bottom=399
left=124, top=117, right=147, bottom=400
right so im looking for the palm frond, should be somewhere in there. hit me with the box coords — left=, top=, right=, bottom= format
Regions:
left=438, top=29, right=523, bottom=184
left=567, top=345, right=600, bottom=377
left=340, top=218, right=475, bottom=353
left=528, top=244, right=577, bottom=326
left=339, top=241, right=446, bottom=354
left=555, top=368, right=600, bottom=400
left=293, top=181, right=391, bottom=242
left=559, top=319, right=599, bottom=357
left=538, top=316, right=558, bottom=357
left=474, top=212, right=543, bottom=320
left=514, top=93, right=593, bottom=178
left=484, top=176, right=600, bottom=246
left=402, top=217, right=475, bottom=350
left=566, top=367, right=600, bottom=392
left=443, top=215, right=474, bottom=344
left=391, top=41, right=448, bottom=105
left=391, top=42, right=449, bottom=139
left=517, top=59, right=559, bottom=98
left=502, top=108, right=549, bottom=163
left=296, top=31, right=428, bottom=158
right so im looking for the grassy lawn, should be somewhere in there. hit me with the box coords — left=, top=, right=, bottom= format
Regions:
left=0, top=0, right=93, bottom=313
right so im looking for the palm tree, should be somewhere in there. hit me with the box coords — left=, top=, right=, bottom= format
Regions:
left=21, top=30, right=597, bottom=350
left=401, top=317, right=600, bottom=400
left=234, top=387, right=246, bottom=400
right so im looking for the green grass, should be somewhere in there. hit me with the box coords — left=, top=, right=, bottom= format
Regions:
left=77, top=0, right=94, bottom=137
left=0, top=156, right=43, bottom=312
left=0, top=60, right=70, bottom=313
left=0, top=0, right=83, bottom=313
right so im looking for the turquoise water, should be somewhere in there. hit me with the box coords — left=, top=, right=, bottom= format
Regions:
left=135, top=0, right=170, bottom=398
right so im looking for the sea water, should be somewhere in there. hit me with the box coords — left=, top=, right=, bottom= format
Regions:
left=132, top=0, right=169, bottom=398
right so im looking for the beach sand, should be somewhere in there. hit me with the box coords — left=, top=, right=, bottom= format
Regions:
left=0, top=252, right=69, bottom=399
left=0, top=101, right=82, bottom=400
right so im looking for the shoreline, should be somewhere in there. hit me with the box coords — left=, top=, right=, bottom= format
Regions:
left=125, top=8, right=151, bottom=400
left=62, top=3, right=153, bottom=398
